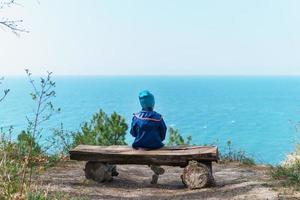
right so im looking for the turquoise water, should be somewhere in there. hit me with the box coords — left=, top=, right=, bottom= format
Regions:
left=1, top=76, right=300, bottom=164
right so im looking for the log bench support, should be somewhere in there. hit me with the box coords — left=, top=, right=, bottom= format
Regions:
left=84, top=160, right=215, bottom=189
left=181, top=161, right=215, bottom=189
left=84, top=161, right=118, bottom=183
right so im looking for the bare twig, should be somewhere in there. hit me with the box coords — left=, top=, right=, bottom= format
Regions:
left=0, top=0, right=27, bottom=36
left=0, top=20, right=27, bottom=36
left=0, top=77, right=9, bottom=103
left=19, top=69, right=59, bottom=195
left=0, top=89, right=9, bottom=102
left=25, top=69, right=38, bottom=95
left=0, top=0, right=15, bottom=9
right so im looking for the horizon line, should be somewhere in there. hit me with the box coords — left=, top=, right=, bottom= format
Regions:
left=5, top=73, right=300, bottom=78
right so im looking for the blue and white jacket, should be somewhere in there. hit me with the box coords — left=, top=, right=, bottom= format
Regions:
left=130, top=110, right=167, bottom=149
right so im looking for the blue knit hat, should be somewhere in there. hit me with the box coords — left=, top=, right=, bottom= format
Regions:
left=139, top=90, right=155, bottom=109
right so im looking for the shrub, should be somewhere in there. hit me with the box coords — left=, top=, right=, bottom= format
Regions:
left=48, top=123, right=74, bottom=155
left=17, top=130, right=42, bottom=157
left=220, top=140, right=255, bottom=165
left=0, top=70, right=59, bottom=198
left=0, top=143, right=23, bottom=199
left=27, top=190, right=87, bottom=200
left=167, top=127, right=192, bottom=146
left=271, top=160, right=300, bottom=187
left=72, top=110, right=128, bottom=146
left=271, top=143, right=300, bottom=187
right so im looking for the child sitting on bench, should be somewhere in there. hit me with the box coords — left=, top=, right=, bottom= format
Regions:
left=130, top=90, right=167, bottom=184
left=130, top=90, right=167, bottom=150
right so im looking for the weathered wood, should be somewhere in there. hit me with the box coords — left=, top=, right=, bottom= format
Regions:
left=71, top=145, right=218, bottom=189
left=84, top=161, right=118, bottom=183
left=205, top=162, right=216, bottom=187
left=181, top=161, right=210, bottom=189
left=70, top=145, right=218, bottom=167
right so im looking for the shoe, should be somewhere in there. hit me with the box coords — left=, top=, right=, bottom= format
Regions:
left=151, top=174, right=159, bottom=184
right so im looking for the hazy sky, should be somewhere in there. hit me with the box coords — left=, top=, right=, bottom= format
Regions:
left=0, top=0, right=300, bottom=75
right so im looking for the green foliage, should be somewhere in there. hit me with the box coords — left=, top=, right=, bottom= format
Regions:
left=27, top=190, right=88, bottom=200
left=0, top=70, right=60, bottom=199
left=220, top=140, right=256, bottom=165
left=48, top=123, right=73, bottom=155
left=271, top=143, right=300, bottom=187
left=0, top=129, right=64, bottom=199
left=27, top=191, right=48, bottom=200
left=72, top=110, right=128, bottom=146
left=271, top=160, right=300, bottom=187
left=19, top=70, right=60, bottom=195
left=0, top=127, right=15, bottom=155
left=0, top=150, right=22, bottom=199
left=167, top=127, right=192, bottom=146
left=105, top=112, right=128, bottom=145
left=0, top=128, right=43, bottom=162
left=17, top=131, right=42, bottom=157
left=0, top=130, right=23, bottom=199
left=0, top=128, right=51, bottom=199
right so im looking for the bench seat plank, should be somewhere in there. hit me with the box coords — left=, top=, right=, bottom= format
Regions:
left=69, top=145, right=218, bottom=166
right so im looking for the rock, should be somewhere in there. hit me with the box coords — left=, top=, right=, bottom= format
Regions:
left=281, top=153, right=300, bottom=166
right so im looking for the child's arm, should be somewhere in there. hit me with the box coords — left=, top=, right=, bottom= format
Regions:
left=130, top=117, right=137, bottom=137
left=160, top=118, right=167, bottom=141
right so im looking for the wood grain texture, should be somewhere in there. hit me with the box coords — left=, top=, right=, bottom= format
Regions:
left=181, top=161, right=210, bottom=189
left=70, top=145, right=218, bottom=167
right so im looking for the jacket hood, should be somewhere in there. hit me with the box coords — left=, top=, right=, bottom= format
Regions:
left=134, top=110, right=162, bottom=122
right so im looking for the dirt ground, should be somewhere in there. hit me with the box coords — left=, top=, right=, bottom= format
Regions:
left=36, top=161, right=288, bottom=200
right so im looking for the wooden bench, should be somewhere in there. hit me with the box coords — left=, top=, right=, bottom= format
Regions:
left=69, top=145, right=218, bottom=189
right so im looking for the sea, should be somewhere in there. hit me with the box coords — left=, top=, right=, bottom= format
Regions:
left=1, top=76, right=300, bottom=165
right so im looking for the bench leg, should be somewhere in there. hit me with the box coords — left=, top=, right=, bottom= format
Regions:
left=204, top=162, right=216, bottom=187
left=84, top=161, right=118, bottom=183
left=150, top=165, right=165, bottom=184
left=181, top=161, right=214, bottom=189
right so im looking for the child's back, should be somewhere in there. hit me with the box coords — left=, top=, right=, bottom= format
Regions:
left=130, top=91, right=167, bottom=149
